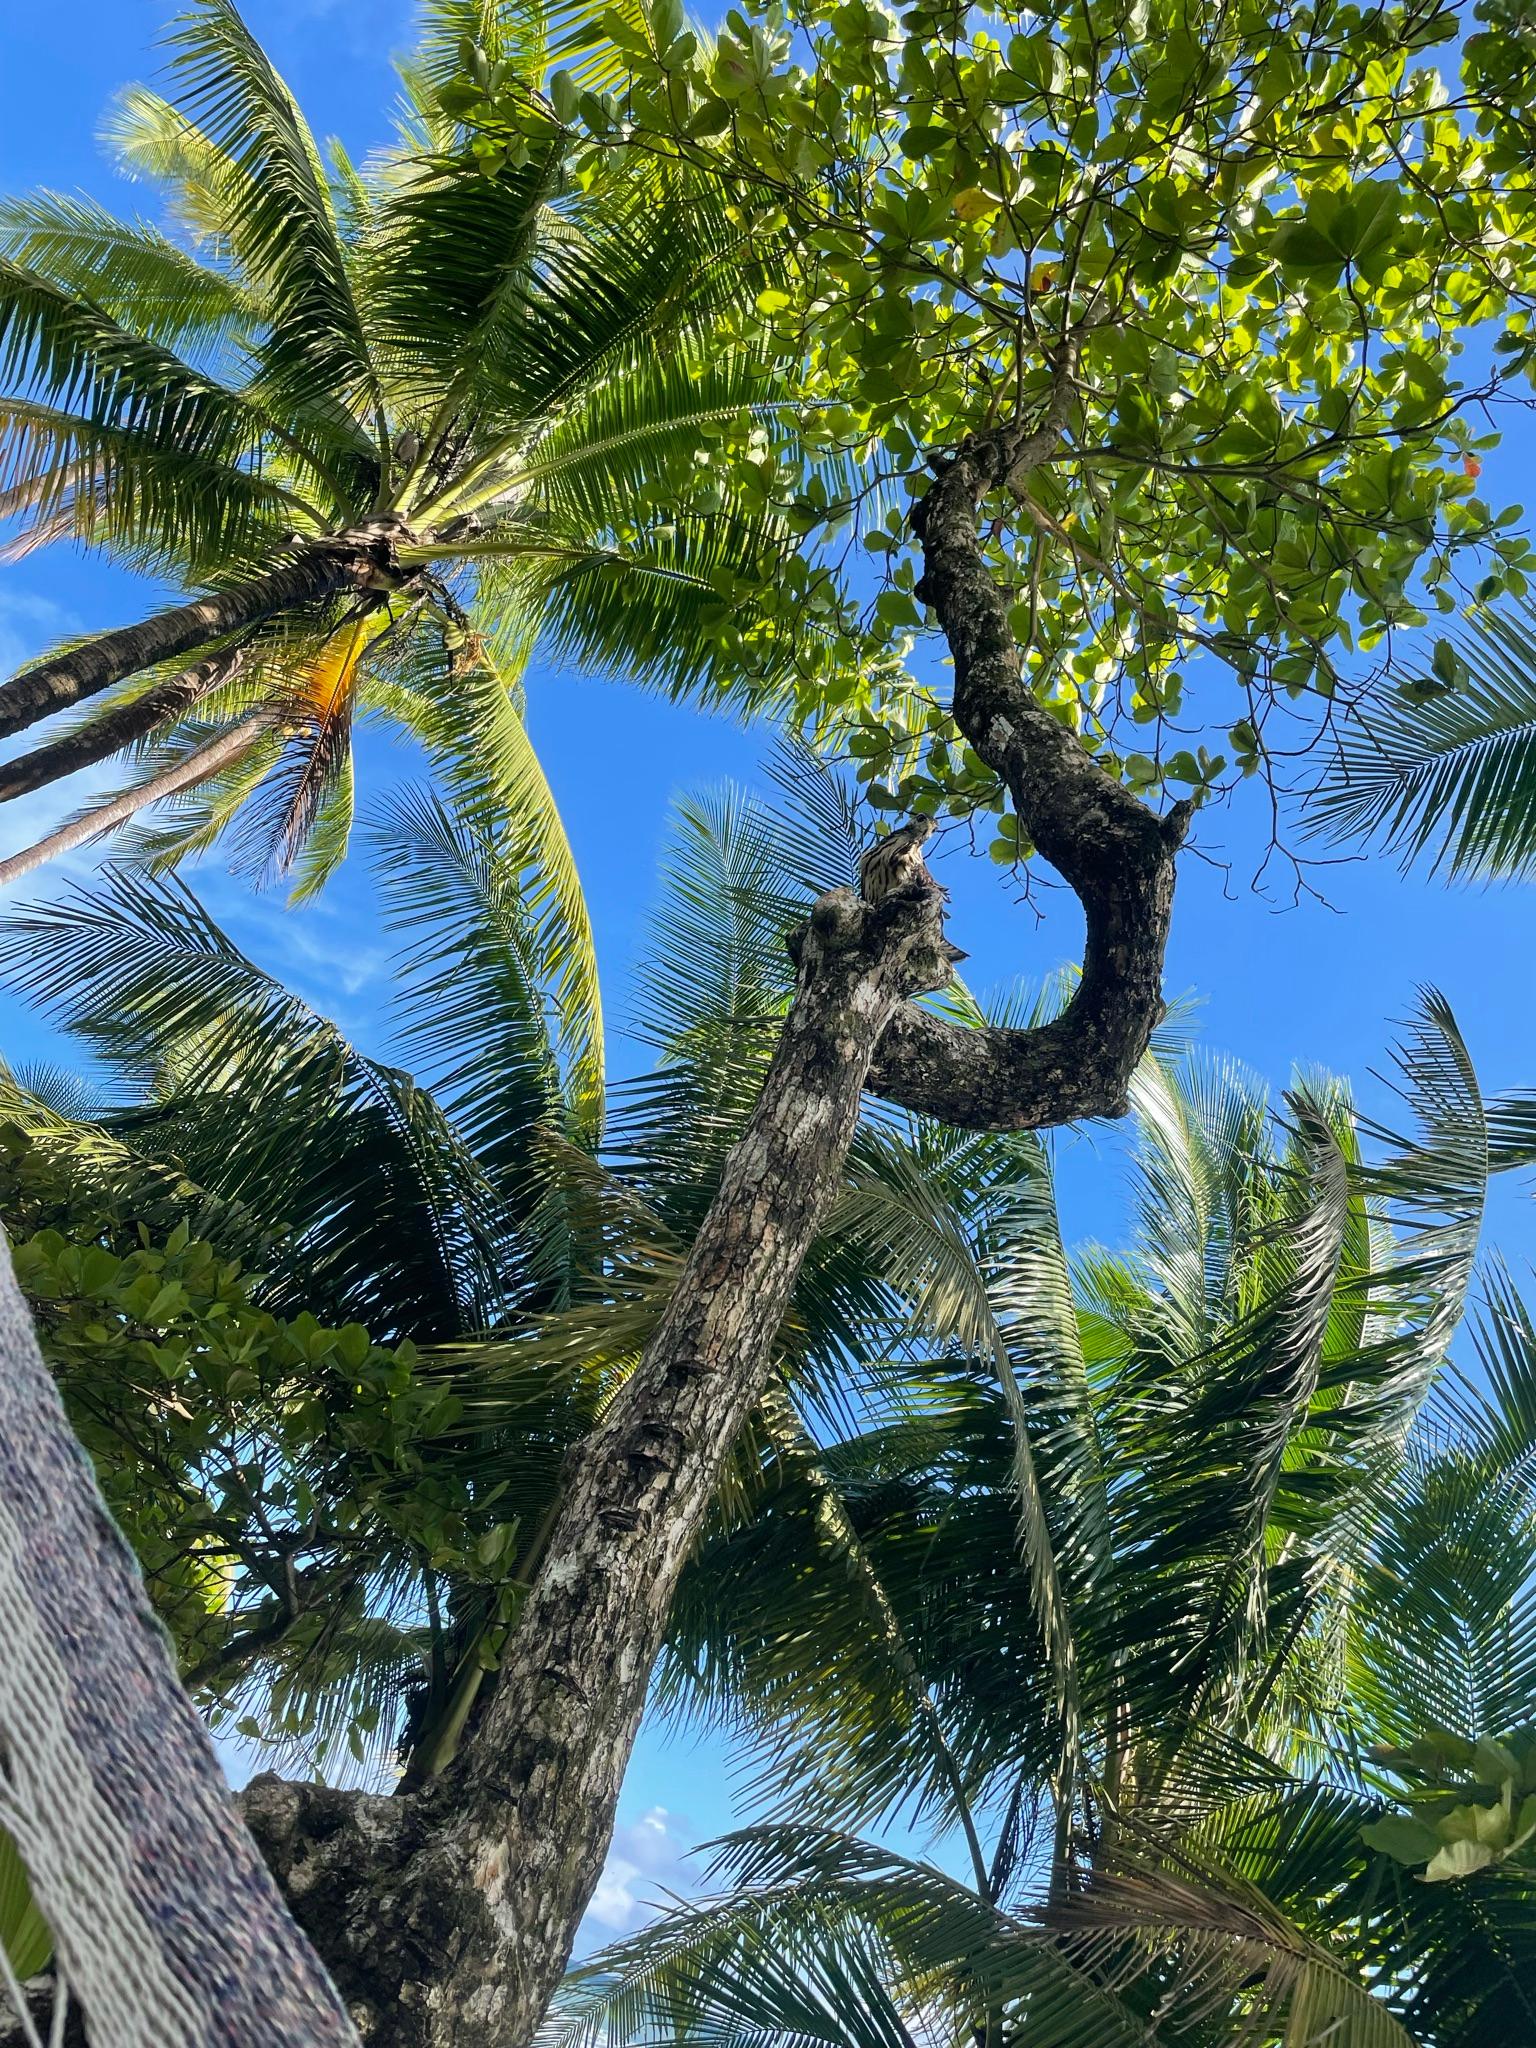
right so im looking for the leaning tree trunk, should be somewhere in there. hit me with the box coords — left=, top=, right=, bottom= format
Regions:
left=0, top=644, right=250, bottom=803
left=0, top=1238, right=359, bottom=2048
left=243, top=853, right=962, bottom=2046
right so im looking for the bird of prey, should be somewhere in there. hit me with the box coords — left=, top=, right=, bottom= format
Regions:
left=858, top=816, right=938, bottom=903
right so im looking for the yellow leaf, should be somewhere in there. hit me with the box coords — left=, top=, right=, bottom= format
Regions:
left=300, top=613, right=375, bottom=718
left=953, top=186, right=1000, bottom=223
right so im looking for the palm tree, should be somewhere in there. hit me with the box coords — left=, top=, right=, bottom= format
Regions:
left=1308, top=596, right=1536, bottom=881
left=0, top=0, right=806, bottom=902
left=0, top=784, right=606, bottom=1785
left=554, top=1002, right=1536, bottom=2048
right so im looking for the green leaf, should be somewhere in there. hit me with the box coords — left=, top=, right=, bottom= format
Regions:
left=1362, top=1814, right=1442, bottom=1866
left=1422, top=1836, right=1497, bottom=1882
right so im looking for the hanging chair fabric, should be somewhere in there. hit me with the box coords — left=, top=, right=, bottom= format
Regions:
left=0, top=1236, right=358, bottom=2046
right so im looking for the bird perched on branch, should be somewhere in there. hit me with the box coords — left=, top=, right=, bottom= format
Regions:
left=858, top=816, right=940, bottom=904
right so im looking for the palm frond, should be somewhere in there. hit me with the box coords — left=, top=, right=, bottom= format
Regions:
left=0, top=191, right=255, bottom=361
left=1047, top=1856, right=1417, bottom=2048
left=0, top=395, right=302, bottom=576
left=1308, top=598, right=1536, bottom=879
left=368, top=783, right=578, bottom=1223
left=165, top=0, right=385, bottom=432
left=555, top=1825, right=1156, bottom=2048
left=0, top=255, right=264, bottom=491
left=367, top=137, right=564, bottom=446
left=285, top=748, right=355, bottom=905
left=0, top=870, right=503, bottom=1336
left=833, top=1127, right=1086, bottom=1784
left=367, top=638, right=603, bottom=1135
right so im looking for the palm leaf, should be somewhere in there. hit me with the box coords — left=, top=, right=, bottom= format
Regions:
left=555, top=1825, right=1156, bottom=2048
left=0, top=870, right=503, bottom=1337
left=0, top=395, right=303, bottom=576
left=368, top=639, right=603, bottom=1136
left=165, top=0, right=386, bottom=432
left=368, top=784, right=580, bottom=1215
left=1308, top=598, right=1536, bottom=879
left=0, top=190, right=255, bottom=360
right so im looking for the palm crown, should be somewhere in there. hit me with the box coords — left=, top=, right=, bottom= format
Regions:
left=0, top=0, right=803, bottom=899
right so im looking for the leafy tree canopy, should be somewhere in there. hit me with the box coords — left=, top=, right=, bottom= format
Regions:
left=460, top=0, right=1536, bottom=857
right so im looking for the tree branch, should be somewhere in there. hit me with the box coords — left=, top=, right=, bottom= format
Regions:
left=869, top=374, right=1189, bottom=1129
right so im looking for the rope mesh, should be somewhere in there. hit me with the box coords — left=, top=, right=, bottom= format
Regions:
left=0, top=1238, right=359, bottom=2046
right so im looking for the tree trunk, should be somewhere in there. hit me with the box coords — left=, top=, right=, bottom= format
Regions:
left=0, top=1237, right=359, bottom=2048
left=0, top=645, right=249, bottom=804
left=0, top=712, right=274, bottom=889
left=241, top=855, right=961, bottom=2047
left=233, top=394, right=1191, bottom=2048
left=0, top=385, right=1190, bottom=2048
left=0, top=526, right=409, bottom=742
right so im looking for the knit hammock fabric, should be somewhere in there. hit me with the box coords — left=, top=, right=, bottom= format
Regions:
left=0, top=1238, right=358, bottom=2046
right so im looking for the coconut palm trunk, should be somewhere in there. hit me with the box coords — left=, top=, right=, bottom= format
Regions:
left=0, top=711, right=275, bottom=887
left=0, top=548, right=378, bottom=741
left=0, top=646, right=250, bottom=803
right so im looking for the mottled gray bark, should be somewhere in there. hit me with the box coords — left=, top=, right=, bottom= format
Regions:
left=238, top=856, right=960, bottom=2046
left=868, top=390, right=1189, bottom=1128
left=0, top=1236, right=358, bottom=2048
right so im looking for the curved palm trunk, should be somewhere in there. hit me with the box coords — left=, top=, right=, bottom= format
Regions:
left=0, top=544, right=385, bottom=743
left=0, top=1238, right=358, bottom=2048
left=0, top=646, right=250, bottom=804
left=0, top=711, right=274, bottom=888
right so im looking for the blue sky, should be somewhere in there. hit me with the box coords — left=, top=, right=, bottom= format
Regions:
left=4, top=0, right=1536, bottom=1939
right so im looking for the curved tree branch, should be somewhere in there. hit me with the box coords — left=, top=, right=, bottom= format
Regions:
left=869, top=371, right=1189, bottom=1130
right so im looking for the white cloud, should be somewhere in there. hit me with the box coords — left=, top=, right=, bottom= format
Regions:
left=580, top=1805, right=700, bottom=1947
left=211, top=888, right=388, bottom=1005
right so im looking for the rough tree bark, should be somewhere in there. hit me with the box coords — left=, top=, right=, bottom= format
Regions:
left=1, top=387, right=1190, bottom=2048
left=868, top=377, right=1189, bottom=1129
left=0, top=524, right=410, bottom=741
left=241, top=854, right=961, bottom=2044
